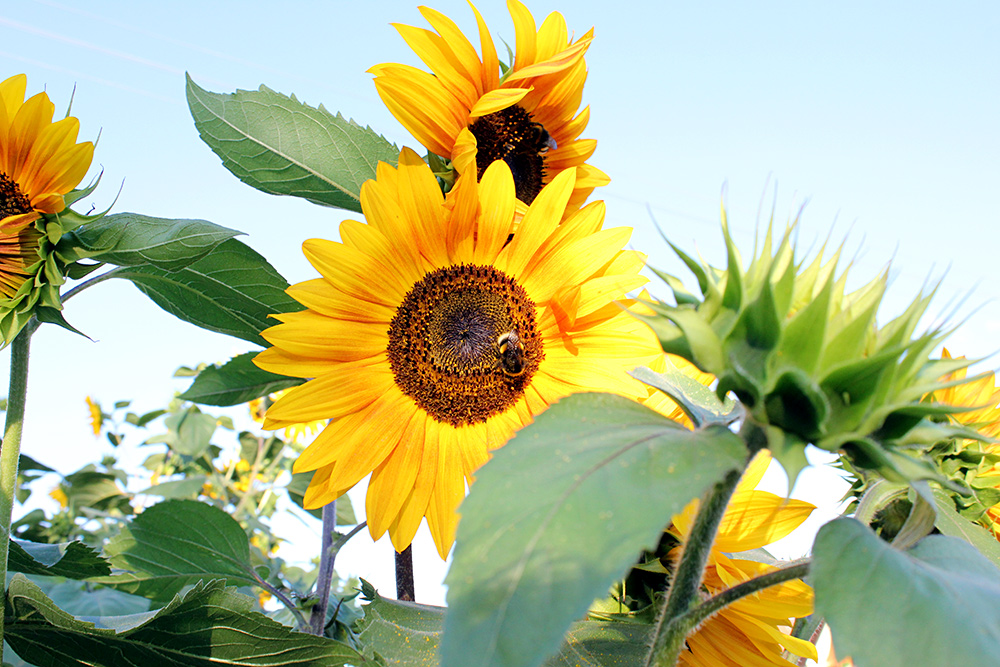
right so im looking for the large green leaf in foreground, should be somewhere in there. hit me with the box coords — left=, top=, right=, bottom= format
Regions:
left=187, top=75, right=399, bottom=213
left=357, top=583, right=651, bottom=666
left=442, top=393, right=746, bottom=667
left=91, top=499, right=257, bottom=601
left=4, top=576, right=366, bottom=667
left=115, top=238, right=300, bottom=346
left=813, top=517, right=1000, bottom=667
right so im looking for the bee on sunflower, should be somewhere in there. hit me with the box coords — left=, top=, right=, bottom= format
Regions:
left=254, top=148, right=661, bottom=558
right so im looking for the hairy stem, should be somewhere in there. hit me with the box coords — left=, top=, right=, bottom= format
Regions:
left=0, top=330, right=32, bottom=648
left=674, top=560, right=811, bottom=635
left=644, top=420, right=762, bottom=667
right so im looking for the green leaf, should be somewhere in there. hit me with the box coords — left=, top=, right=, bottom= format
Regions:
left=57, top=212, right=241, bottom=271
left=161, top=407, right=217, bottom=458
left=812, top=517, right=1000, bottom=667
left=442, top=393, right=746, bottom=667
left=629, top=366, right=738, bottom=428
left=4, top=576, right=367, bottom=667
left=135, top=476, right=208, bottom=499
left=178, top=352, right=304, bottom=406
left=61, top=471, right=131, bottom=514
left=31, top=579, right=151, bottom=617
left=113, top=238, right=301, bottom=346
left=358, top=583, right=652, bottom=667
left=91, top=499, right=257, bottom=601
left=186, top=75, right=399, bottom=213
left=932, top=488, right=1000, bottom=570
left=8, top=539, right=111, bottom=578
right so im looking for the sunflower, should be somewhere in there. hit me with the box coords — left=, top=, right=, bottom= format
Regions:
left=0, top=74, right=94, bottom=234
left=255, top=148, right=659, bottom=558
left=929, top=349, right=1000, bottom=539
left=0, top=73, right=94, bottom=343
left=670, top=451, right=818, bottom=667
left=369, top=1, right=609, bottom=216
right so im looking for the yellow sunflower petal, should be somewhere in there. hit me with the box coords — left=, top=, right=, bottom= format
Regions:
left=367, top=410, right=428, bottom=540
left=468, top=87, right=532, bottom=117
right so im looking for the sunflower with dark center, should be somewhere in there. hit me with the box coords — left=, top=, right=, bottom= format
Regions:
left=255, top=148, right=661, bottom=558
left=0, top=74, right=94, bottom=343
left=369, top=0, right=609, bottom=216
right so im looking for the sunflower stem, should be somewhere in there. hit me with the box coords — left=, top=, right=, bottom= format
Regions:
left=308, top=499, right=337, bottom=635
left=644, top=420, right=762, bottom=667
left=0, top=329, right=32, bottom=650
left=395, top=545, right=415, bottom=602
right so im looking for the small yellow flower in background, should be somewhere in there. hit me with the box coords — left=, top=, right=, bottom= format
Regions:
left=370, top=0, right=609, bottom=216
left=255, top=150, right=660, bottom=558
left=49, top=485, right=68, bottom=509
left=671, top=452, right=818, bottom=667
left=85, top=396, right=102, bottom=436
left=0, top=73, right=95, bottom=344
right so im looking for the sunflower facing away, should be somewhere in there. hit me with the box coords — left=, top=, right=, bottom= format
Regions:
left=0, top=73, right=94, bottom=341
left=255, top=148, right=660, bottom=558
left=370, top=0, right=609, bottom=215
left=670, top=452, right=818, bottom=667
left=929, top=349, right=1000, bottom=540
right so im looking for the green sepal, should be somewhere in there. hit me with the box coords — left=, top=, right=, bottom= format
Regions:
left=763, top=369, right=830, bottom=441
left=31, top=305, right=91, bottom=340
left=776, top=271, right=834, bottom=374
left=629, top=366, right=740, bottom=428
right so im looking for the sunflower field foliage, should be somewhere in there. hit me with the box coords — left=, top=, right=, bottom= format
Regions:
left=1, top=3, right=1000, bottom=667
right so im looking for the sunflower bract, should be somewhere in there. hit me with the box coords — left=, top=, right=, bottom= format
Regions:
left=255, top=148, right=661, bottom=558
left=642, top=213, right=982, bottom=485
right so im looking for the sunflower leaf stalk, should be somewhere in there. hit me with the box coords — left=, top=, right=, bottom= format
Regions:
left=645, top=464, right=744, bottom=667
left=640, top=215, right=982, bottom=488
left=644, top=418, right=766, bottom=667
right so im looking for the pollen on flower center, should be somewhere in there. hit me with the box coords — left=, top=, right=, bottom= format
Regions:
left=387, top=264, right=543, bottom=426
left=468, top=106, right=552, bottom=205
left=0, top=172, right=33, bottom=220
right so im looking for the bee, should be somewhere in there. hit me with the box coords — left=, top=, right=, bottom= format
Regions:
left=533, top=123, right=558, bottom=155
left=496, top=330, right=527, bottom=377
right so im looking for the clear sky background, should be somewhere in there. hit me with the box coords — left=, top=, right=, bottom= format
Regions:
left=2, top=0, right=998, bottom=605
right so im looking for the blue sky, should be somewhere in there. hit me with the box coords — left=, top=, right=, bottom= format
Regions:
left=2, top=0, right=999, bottom=604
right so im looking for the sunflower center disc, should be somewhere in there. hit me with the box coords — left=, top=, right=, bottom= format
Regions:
left=468, top=106, right=551, bottom=205
left=387, top=264, right=543, bottom=426
left=0, top=172, right=33, bottom=220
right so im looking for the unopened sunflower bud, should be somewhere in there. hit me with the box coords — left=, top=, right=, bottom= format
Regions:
left=638, top=213, right=982, bottom=485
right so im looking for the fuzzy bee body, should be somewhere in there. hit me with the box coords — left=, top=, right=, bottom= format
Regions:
left=496, top=330, right=527, bottom=377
